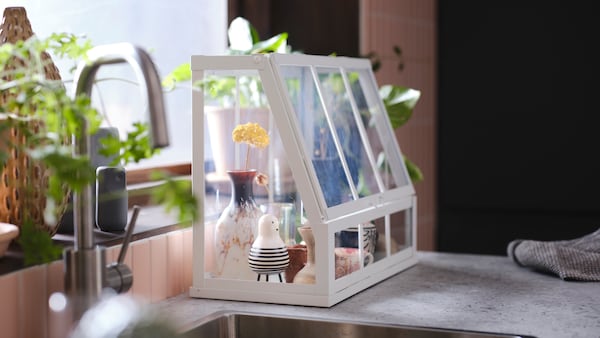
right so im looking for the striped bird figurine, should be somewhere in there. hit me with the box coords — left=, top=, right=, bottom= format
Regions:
left=248, top=213, right=290, bottom=282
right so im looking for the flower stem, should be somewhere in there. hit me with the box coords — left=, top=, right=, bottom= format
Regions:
left=245, top=145, right=251, bottom=170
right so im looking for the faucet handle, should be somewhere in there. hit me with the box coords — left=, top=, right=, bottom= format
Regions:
left=118, top=205, right=140, bottom=264
left=106, top=205, right=141, bottom=293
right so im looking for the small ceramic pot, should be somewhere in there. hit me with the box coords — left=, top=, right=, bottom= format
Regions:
left=285, top=244, right=307, bottom=283
left=334, top=247, right=374, bottom=279
left=335, top=223, right=378, bottom=256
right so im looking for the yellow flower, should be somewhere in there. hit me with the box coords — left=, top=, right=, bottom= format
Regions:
left=232, top=122, right=270, bottom=148
left=231, top=122, right=269, bottom=170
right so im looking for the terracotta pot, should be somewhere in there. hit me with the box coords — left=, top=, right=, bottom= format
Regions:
left=285, top=244, right=307, bottom=283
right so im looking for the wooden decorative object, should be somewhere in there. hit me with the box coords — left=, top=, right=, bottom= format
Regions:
left=0, top=7, right=68, bottom=235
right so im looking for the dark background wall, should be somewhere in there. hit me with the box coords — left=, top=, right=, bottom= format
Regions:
left=437, top=1, right=600, bottom=254
left=228, top=0, right=359, bottom=57
left=228, top=0, right=600, bottom=255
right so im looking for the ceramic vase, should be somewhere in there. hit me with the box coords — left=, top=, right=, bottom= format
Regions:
left=214, top=169, right=263, bottom=280
left=293, top=225, right=316, bottom=284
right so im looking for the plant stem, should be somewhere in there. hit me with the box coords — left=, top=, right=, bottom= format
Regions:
left=245, top=145, right=251, bottom=170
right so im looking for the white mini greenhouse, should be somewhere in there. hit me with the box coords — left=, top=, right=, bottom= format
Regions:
left=190, top=53, right=418, bottom=306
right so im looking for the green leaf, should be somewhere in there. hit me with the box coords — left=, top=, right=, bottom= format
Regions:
left=379, top=84, right=421, bottom=129
left=28, top=145, right=96, bottom=192
left=392, top=45, right=404, bottom=72
left=405, top=156, right=424, bottom=183
left=227, top=17, right=288, bottom=55
left=149, top=171, right=198, bottom=225
left=47, top=32, right=93, bottom=61
left=364, top=51, right=381, bottom=72
left=162, top=63, right=191, bottom=90
left=98, top=132, right=123, bottom=158
left=249, top=22, right=260, bottom=45
left=251, top=32, right=288, bottom=54
left=0, top=31, right=202, bottom=267
left=99, top=122, right=159, bottom=165
left=44, top=33, right=94, bottom=74
left=377, top=151, right=423, bottom=184
left=18, top=219, right=63, bottom=266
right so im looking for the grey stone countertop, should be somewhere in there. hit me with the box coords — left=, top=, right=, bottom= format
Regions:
left=153, top=251, right=600, bottom=338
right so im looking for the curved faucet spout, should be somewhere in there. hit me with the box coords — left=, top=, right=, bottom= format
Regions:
left=65, top=43, right=170, bottom=320
left=73, top=42, right=169, bottom=149
left=70, top=42, right=169, bottom=251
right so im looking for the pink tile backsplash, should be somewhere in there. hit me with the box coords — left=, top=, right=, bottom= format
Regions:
left=46, top=260, right=64, bottom=295
left=46, top=260, right=70, bottom=338
left=151, top=235, right=169, bottom=301
left=166, top=231, right=183, bottom=297
left=132, top=240, right=152, bottom=301
left=362, top=0, right=437, bottom=250
left=20, top=265, right=48, bottom=338
left=121, top=243, right=133, bottom=269
left=0, top=272, right=20, bottom=338
left=182, top=228, right=193, bottom=291
left=0, top=227, right=193, bottom=338
left=106, top=244, right=117, bottom=263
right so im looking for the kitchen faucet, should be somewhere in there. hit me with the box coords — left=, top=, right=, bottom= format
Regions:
left=64, top=43, right=169, bottom=320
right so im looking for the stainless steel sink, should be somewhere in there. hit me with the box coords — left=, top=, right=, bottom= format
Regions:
left=179, top=311, right=536, bottom=338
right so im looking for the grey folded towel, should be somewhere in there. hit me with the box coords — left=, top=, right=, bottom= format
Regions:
left=507, top=228, right=600, bottom=281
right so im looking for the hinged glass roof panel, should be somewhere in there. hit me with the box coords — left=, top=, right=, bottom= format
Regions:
left=191, top=53, right=414, bottom=224
left=346, top=67, right=410, bottom=190
left=269, top=54, right=414, bottom=219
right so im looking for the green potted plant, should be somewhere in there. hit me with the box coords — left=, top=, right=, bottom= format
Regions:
left=373, top=84, right=422, bottom=184
left=0, top=25, right=196, bottom=265
left=165, top=17, right=290, bottom=187
left=164, top=17, right=423, bottom=185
